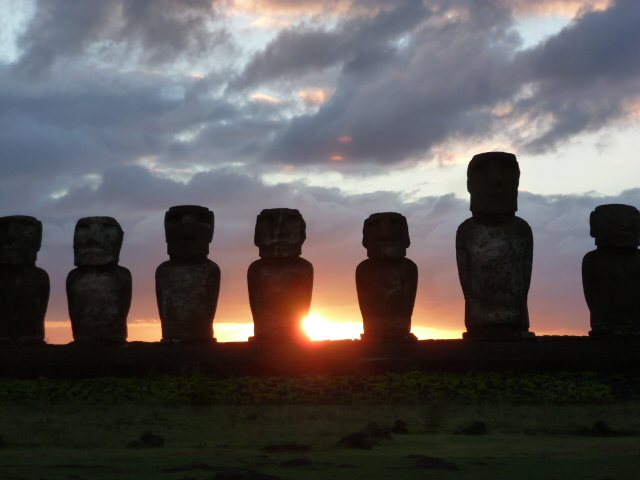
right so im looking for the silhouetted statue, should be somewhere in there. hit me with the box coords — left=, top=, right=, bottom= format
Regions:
left=248, top=208, right=312, bottom=343
left=456, top=152, right=534, bottom=340
left=583, top=204, right=640, bottom=337
left=67, top=217, right=131, bottom=343
left=356, top=212, right=418, bottom=343
left=0, top=216, right=49, bottom=343
left=156, top=205, right=220, bottom=343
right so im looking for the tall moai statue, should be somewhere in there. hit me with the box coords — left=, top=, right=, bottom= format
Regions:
left=248, top=208, right=313, bottom=343
left=456, top=152, right=535, bottom=340
left=0, top=216, right=50, bottom=343
left=356, top=212, right=418, bottom=343
left=156, top=205, right=220, bottom=343
left=582, top=204, right=640, bottom=337
left=67, top=217, right=132, bottom=343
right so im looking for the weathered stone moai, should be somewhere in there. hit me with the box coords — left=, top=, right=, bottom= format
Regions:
left=356, top=212, right=418, bottom=343
left=582, top=204, right=640, bottom=337
left=248, top=208, right=313, bottom=343
left=0, top=216, right=49, bottom=343
left=67, top=217, right=132, bottom=343
left=456, top=152, right=534, bottom=340
left=156, top=205, right=220, bottom=343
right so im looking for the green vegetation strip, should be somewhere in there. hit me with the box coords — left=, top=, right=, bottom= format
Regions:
left=1, top=372, right=637, bottom=406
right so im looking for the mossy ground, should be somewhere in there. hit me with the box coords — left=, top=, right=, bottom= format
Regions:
left=2, top=402, right=640, bottom=479
left=1, top=373, right=640, bottom=479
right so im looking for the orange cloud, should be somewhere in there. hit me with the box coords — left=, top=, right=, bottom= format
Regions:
left=510, top=0, right=612, bottom=17
left=299, top=88, right=334, bottom=106
left=250, top=93, right=281, bottom=103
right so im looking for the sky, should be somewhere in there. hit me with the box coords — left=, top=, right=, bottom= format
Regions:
left=1, top=0, right=639, bottom=343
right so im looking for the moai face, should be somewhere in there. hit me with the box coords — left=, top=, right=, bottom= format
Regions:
left=165, top=205, right=214, bottom=259
left=0, top=216, right=42, bottom=266
left=254, top=208, right=306, bottom=258
left=590, top=204, right=640, bottom=247
left=74, top=217, right=123, bottom=266
left=362, top=212, right=410, bottom=259
left=467, top=152, right=520, bottom=215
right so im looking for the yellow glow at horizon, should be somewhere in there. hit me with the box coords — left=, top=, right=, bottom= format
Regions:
left=43, top=320, right=476, bottom=345
left=303, top=315, right=363, bottom=340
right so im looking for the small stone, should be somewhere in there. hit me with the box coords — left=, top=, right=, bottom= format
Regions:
left=406, top=455, right=459, bottom=471
left=279, top=456, right=312, bottom=467
left=454, top=421, right=487, bottom=435
left=391, top=419, right=409, bottom=434
left=338, top=430, right=373, bottom=450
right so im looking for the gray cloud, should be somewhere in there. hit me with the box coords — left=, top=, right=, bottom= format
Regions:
left=13, top=0, right=225, bottom=78
left=513, top=0, right=640, bottom=152
left=228, top=0, right=430, bottom=91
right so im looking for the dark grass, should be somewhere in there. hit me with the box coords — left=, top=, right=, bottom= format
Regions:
left=1, top=372, right=640, bottom=479
left=2, top=371, right=637, bottom=406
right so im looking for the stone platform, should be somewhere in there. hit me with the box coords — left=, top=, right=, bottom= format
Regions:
left=2, top=336, right=640, bottom=378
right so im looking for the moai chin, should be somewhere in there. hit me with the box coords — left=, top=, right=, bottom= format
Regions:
left=0, top=216, right=49, bottom=343
left=455, top=152, right=535, bottom=340
left=356, top=212, right=418, bottom=343
left=156, top=205, right=220, bottom=343
left=582, top=204, right=640, bottom=337
left=67, top=217, right=132, bottom=343
left=248, top=208, right=313, bottom=343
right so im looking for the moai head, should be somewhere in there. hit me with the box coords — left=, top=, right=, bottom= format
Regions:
left=74, top=217, right=124, bottom=267
left=254, top=208, right=306, bottom=258
left=362, top=212, right=410, bottom=259
left=467, top=152, right=520, bottom=215
left=0, top=216, right=43, bottom=266
left=590, top=204, right=640, bottom=248
left=165, top=205, right=214, bottom=260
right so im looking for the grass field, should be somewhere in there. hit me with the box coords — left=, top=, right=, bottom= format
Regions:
left=2, top=401, right=640, bottom=479
left=1, top=372, right=639, bottom=479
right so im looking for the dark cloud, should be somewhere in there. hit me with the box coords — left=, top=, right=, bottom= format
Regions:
left=513, top=0, right=640, bottom=153
left=228, top=0, right=430, bottom=91
left=13, top=0, right=227, bottom=79
left=261, top=1, right=521, bottom=164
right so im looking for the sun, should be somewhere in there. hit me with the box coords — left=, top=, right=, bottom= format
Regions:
left=303, top=314, right=364, bottom=341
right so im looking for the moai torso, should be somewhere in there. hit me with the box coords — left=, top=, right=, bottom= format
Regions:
left=582, top=204, right=640, bottom=337
left=156, top=205, right=220, bottom=343
left=248, top=208, right=313, bottom=343
left=356, top=212, right=418, bottom=342
left=455, top=152, right=534, bottom=340
left=67, top=217, right=131, bottom=343
left=0, top=216, right=49, bottom=343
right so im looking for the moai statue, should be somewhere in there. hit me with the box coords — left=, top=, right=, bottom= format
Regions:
left=456, top=152, right=535, bottom=340
left=356, top=213, right=418, bottom=343
left=67, top=217, right=132, bottom=343
left=0, top=216, right=49, bottom=343
left=248, top=208, right=313, bottom=343
left=156, top=205, right=220, bottom=343
left=582, top=204, right=640, bottom=337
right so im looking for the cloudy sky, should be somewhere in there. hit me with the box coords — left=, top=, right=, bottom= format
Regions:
left=1, top=0, right=639, bottom=343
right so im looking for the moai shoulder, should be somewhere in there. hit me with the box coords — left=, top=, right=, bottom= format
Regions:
left=356, top=212, right=418, bottom=343
left=582, top=204, right=640, bottom=337
left=455, top=152, right=534, bottom=340
left=156, top=205, right=220, bottom=343
left=248, top=208, right=313, bottom=343
left=67, top=216, right=131, bottom=343
left=0, top=216, right=49, bottom=343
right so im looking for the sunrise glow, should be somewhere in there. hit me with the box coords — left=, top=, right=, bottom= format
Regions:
left=303, top=315, right=363, bottom=341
